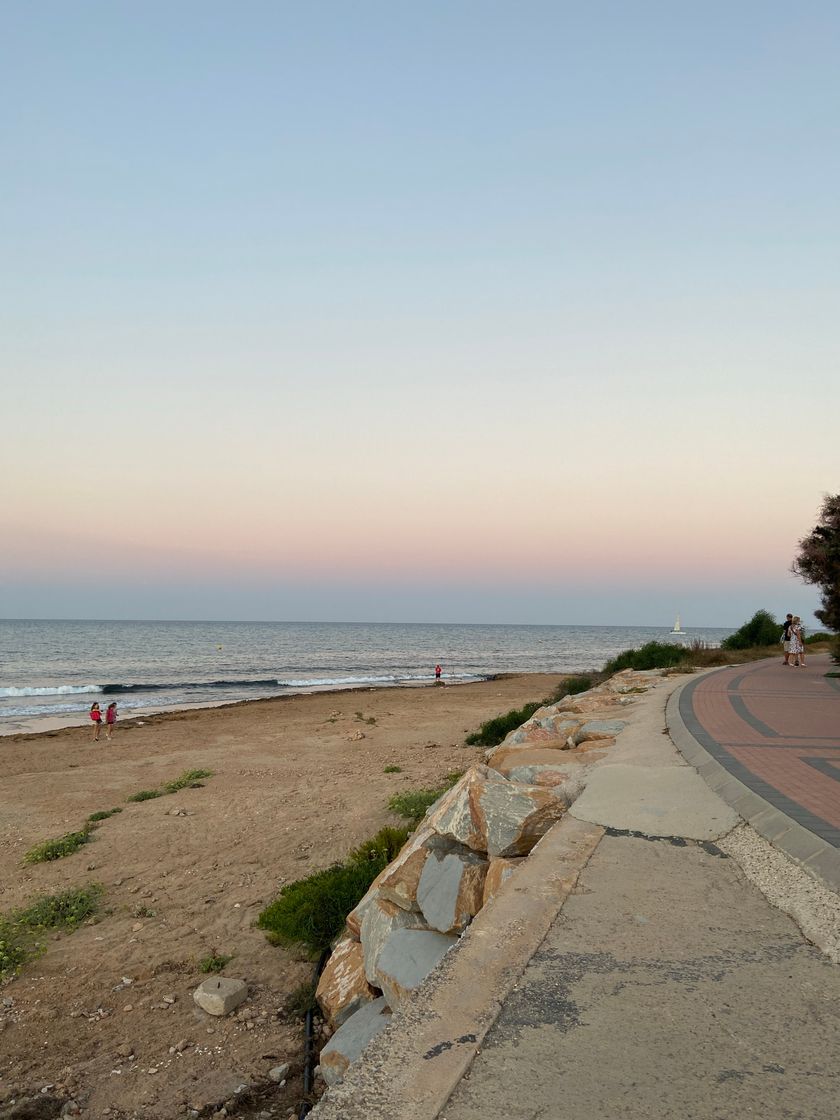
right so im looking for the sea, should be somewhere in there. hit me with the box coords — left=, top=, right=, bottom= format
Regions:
left=0, top=619, right=734, bottom=736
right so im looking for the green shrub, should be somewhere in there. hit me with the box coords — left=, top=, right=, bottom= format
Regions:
left=258, top=860, right=383, bottom=954
left=16, top=884, right=103, bottom=930
left=23, top=826, right=93, bottom=864
left=199, top=953, right=232, bottom=973
left=0, top=918, right=28, bottom=979
left=0, top=885, right=103, bottom=979
left=162, top=768, right=213, bottom=793
left=832, top=635, right=840, bottom=666
left=603, top=641, right=693, bottom=673
left=383, top=765, right=402, bottom=773
left=126, top=788, right=163, bottom=803
left=721, top=609, right=780, bottom=651
left=88, top=808, right=123, bottom=822
left=550, top=675, right=594, bottom=702
left=804, top=631, right=832, bottom=644
left=464, top=702, right=543, bottom=747
left=348, top=826, right=410, bottom=866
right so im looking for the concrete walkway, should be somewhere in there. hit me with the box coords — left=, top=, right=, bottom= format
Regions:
left=312, top=662, right=840, bottom=1120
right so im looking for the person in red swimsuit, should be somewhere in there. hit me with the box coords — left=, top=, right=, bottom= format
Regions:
left=90, top=702, right=102, bottom=741
left=434, top=664, right=442, bottom=683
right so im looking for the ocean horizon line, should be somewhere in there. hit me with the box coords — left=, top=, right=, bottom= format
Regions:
left=0, top=617, right=738, bottom=629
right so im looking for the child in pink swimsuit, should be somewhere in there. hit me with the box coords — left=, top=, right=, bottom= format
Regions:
left=105, top=702, right=117, bottom=740
left=90, top=702, right=102, bottom=741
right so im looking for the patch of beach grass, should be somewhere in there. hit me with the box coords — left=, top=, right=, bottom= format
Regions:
left=16, top=884, right=103, bottom=931
left=348, top=825, right=410, bottom=866
left=1, top=884, right=104, bottom=979
left=24, top=825, right=93, bottom=865
left=87, top=808, right=123, bottom=822
left=388, top=772, right=463, bottom=825
left=199, top=952, right=233, bottom=974
left=550, top=674, right=596, bottom=701
left=258, top=825, right=412, bottom=955
left=383, top=764, right=402, bottom=773
left=162, top=768, right=213, bottom=794
left=126, top=788, right=164, bottom=803
left=354, top=711, right=376, bottom=725
left=127, top=768, right=214, bottom=803
left=464, top=701, right=544, bottom=748
left=258, top=860, right=382, bottom=955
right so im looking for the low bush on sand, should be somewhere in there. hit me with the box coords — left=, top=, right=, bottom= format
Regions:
left=258, top=860, right=383, bottom=955
left=199, top=952, right=233, bottom=974
left=24, top=825, right=93, bottom=864
left=87, top=808, right=123, bottom=822
left=388, top=772, right=463, bottom=824
left=258, top=825, right=412, bottom=955
left=127, top=767, right=214, bottom=803
left=549, top=674, right=596, bottom=702
left=464, top=702, right=543, bottom=747
left=126, top=788, right=164, bottom=803
left=0, top=884, right=104, bottom=979
left=162, top=768, right=213, bottom=793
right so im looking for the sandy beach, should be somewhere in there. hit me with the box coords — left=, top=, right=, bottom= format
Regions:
left=0, top=673, right=563, bottom=1119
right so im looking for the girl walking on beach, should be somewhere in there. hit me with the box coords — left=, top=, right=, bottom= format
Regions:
left=90, top=702, right=102, bottom=741
left=105, top=701, right=118, bottom=740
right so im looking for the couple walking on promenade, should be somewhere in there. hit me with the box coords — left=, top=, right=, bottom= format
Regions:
left=782, top=613, right=807, bottom=666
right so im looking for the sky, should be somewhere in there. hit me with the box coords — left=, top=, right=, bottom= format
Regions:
left=1, top=1, right=836, bottom=627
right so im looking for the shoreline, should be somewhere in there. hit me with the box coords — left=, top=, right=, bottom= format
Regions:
left=0, top=672, right=524, bottom=741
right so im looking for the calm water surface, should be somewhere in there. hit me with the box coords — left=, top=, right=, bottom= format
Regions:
left=0, top=619, right=734, bottom=734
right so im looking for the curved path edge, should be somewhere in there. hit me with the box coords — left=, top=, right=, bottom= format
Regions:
left=667, top=665, right=840, bottom=893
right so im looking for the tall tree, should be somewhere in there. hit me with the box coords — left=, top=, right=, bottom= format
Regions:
left=791, top=494, right=840, bottom=631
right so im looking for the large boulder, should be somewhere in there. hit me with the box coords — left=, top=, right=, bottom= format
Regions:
left=316, top=936, right=377, bottom=1028
left=556, top=692, right=628, bottom=714
left=501, top=717, right=580, bottom=748
left=574, top=719, right=626, bottom=743
left=427, top=766, right=566, bottom=858
left=373, top=928, right=457, bottom=1010
left=359, top=897, right=429, bottom=984
left=481, top=856, right=524, bottom=905
left=319, top=997, right=391, bottom=1086
left=416, top=848, right=488, bottom=933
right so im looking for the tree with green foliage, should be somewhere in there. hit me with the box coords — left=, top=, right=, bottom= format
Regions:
left=791, top=494, right=840, bottom=633
left=721, top=609, right=780, bottom=650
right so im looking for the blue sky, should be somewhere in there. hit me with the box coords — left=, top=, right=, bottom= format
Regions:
left=1, top=2, right=836, bottom=625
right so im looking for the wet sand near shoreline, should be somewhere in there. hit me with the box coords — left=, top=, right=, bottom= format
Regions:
left=0, top=673, right=562, bottom=1119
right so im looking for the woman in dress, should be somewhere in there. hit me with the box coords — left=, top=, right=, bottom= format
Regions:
left=90, top=702, right=102, bottom=741
left=789, top=616, right=805, bottom=667
left=105, top=701, right=118, bottom=740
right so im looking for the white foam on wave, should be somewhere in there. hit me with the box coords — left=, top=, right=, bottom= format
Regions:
left=0, top=684, right=101, bottom=698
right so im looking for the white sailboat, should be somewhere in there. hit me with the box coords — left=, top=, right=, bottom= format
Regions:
left=670, top=614, right=683, bottom=634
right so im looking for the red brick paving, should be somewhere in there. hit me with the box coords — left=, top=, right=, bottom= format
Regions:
left=687, top=654, right=840, bottom=841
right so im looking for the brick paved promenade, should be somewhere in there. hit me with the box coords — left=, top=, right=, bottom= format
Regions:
left=676, top=652, right=840, bottom=855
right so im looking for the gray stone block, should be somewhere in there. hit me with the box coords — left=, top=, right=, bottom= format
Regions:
left=193, top=977, right=248, bottom=1017
left=319, top=997, right=391, bottom=1087
left=374, top=928, right=456, bottom=1010
left=416, top=849, right=487, bottom=933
